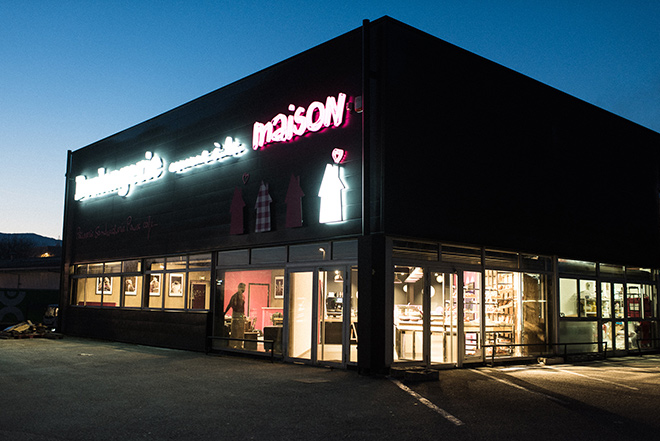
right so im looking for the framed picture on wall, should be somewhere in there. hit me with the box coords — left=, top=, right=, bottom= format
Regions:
left=169, top=274, right=184, bottom=297
left=149, top=274, right=161, bottom=296
left=96, top=276, right=112, bottom=295
left=274, top=276, right=284, bottom=299
left=124, top=276, right=137, bottom=296
left=189, top=280, right=209, bottom=310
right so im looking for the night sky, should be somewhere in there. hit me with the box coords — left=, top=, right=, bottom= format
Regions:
left=2, top=1, right=659, bottom=238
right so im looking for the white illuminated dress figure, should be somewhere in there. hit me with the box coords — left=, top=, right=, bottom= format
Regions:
left=318, top=153, right=346, bottom=224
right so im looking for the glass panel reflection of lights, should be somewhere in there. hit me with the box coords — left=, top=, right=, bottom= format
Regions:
left=318, top=268, right=344, bottom=363
left=394, top=266, right=424, bottom=362
left=602, top=321, right=613, bottom=352
left=486, top=271, right=546, bottom=357
left=349, top=267, right=358, bottom=364
left=600, top=282, right=611, bottom=318
left=429, top=272, right=458, bottom=364
left=464, top=271, right=482, bottom=360
left=289, top=271, right=313, bottom=359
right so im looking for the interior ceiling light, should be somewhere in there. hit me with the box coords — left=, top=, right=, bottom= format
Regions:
left=404, top=267, right=424, bottom=284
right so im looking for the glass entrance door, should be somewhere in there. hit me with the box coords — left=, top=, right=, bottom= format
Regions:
left=394, top=267, right=483, bottom=366
left=288, top=271, right=313, bottom=360
left=318, top=267, right=346, bottom=363
left=287, top=267, right=349, bottom=365
left=429, top=272, right=458, bottom=364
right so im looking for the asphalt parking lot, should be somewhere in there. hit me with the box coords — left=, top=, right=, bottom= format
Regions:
left=1, top=337, right=659, bottom=440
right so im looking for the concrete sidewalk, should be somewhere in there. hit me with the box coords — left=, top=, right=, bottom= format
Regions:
left=0, top=337, right=449, bottom=441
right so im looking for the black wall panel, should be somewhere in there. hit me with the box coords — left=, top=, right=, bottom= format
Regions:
left=67, top=29, right=363, bottom=262
left=373, top=18, right=660, bottom=267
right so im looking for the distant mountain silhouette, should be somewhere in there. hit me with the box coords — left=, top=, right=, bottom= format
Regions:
left=0, top=233, right=61, bottom=247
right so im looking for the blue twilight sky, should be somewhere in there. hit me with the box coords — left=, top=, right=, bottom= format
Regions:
left=2, top=1, right=660, bottom=239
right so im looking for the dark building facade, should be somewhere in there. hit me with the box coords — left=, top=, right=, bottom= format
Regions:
left=61, top=17, right=660, bottom=373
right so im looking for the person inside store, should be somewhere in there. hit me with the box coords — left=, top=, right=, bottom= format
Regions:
left=224, top=282, right=246, bottom=348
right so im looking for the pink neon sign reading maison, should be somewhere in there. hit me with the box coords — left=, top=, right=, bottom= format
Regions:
left=252, top=93, right=347, bottom=150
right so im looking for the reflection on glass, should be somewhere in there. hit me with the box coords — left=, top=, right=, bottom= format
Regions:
left=627, top=321, right=641, bottom=350
left=349, top=267, right=358, bottom=364
left=393, top=266, right=424, bottom=361
left=289, top=272, right=313, bottom=359
left=600, top=282, right=611, bottom=318
left=122, top=276, right=142, bottom=308
left=559, top=278, right=578, bottom=317
left=486, top=271, right=546, bottom=357
left=464, top=271, right=481, bottom=359
left=559, top=321, right=598, bottom=353
left=601, top=322, right=613, bottom=351
left=579, top=280, right=596, bottom=317
left=429, top=272, right=457, bottom=364
left=614, top=284, right=624, bottom=319
left=318, top=268, right=344, bottom=363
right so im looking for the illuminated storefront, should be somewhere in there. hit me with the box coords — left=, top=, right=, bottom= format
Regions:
left=60, top=17, right=660, bottom=373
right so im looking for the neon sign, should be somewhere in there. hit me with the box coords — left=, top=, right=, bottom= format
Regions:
left=168, top=137, right=245, bottom=174
left=75, top=92, right=351, bottom=202
left=252, top=93, right=347, bottom=150
left=318, top=150, right=347, bottom=224
left=74, top=152, right=165, bottom=201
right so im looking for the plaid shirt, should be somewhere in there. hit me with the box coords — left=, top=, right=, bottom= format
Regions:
left=255, top=181, right=273, bottom=232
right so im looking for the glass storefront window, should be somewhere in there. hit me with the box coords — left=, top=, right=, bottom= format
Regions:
left=559, top=321, right=598, bottom=353
left=559, top=278, right=578, bottom=317
left=578, top=280, right=597, bottom=318
left=73, top=278, right=94, bottom=305
left=558, top=259, right=596, bottom=276
left=627, top=283, right=656, bottom=319
left=105, top=262, right=122, bottom=273
left=123, top=260, right=141, bottom=273
left=166, top=256, right=187, bottom=270
left=188, top=271, right=211, bottom=309
left=485, top=250, right=518, bottom=269
left=74, top=264, right=88, bottom=275
left=88, top=263, right=104, bottom=274
left=146, top=258, right=165, bottom=271
left=214, top=268, right=285, bottom=354
left=251, top=247, right=286, bottom=264
left=122, top=276, right=142, bottom=308
left=218, top=250, right=249, bottom=266
left=441, top=245, right=481, bottom=265
left=189, top=254, right=212, bottom=269
left=349, top=267, right=358, bottom=364
left=602, top=322, right=613, bottom=351
left=600, top=282, right=611, bottom=318
left=147, top=274, right=163, bottom=308
left=392, top=240, right=439, bottom=261
left=521, top=254, right=551, bottom=272
left=600, top=263, right=624, bottom=277
left=164, top=273, right=185, bottom=309
left=289, top=243, right=331, bottom=262
left=614, top=284, right=625, bottom=318
left=486, top=271, right=546, bottom=357
left=626, top=267, right=655, bottom=281
left=102, top=276, right=121, bottom=308
left=464, top=271, right=482, bottom=359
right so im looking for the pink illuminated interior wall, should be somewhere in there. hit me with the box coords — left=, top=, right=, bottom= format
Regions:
left=224, top=270, right=275, bottom=331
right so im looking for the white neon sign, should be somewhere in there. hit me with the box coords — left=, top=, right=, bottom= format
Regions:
left=74, top=152, right=165, bottom=201
left=318, top=163, right=347, bottom=224
left=252, top=93, right=347, bottom=150
left=168, top=137, right=245, bottom=174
